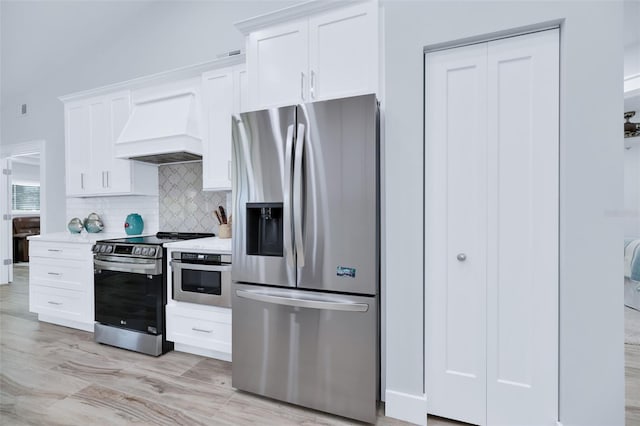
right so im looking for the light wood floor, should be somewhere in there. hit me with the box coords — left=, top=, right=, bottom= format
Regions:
left=1, top=265, right=637, bottom=425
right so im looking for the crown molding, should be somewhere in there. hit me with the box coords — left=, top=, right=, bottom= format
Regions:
left=59, top=53, right=245, bottom=103
left=234, top=0, right=368, bottom=35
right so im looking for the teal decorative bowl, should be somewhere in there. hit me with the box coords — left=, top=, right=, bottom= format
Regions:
left=125, top=213, right=144, bottom=235
left=68, top=218, right=84, bottom=234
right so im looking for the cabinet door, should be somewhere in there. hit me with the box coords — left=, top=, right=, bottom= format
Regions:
left=234, top=64, right=249, bottom=114
left=308, top=2, right=378, bottom=101
left=248, top=20, right=308, bottom=109
left=88, top=98, right=109, bottom=194
left=65, top=102, right=91, bottom=195
left=202, top=68, right=234, bottom=190
left=105, top=91, right=133, bottom=193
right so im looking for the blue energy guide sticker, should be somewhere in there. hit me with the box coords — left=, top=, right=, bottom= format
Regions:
left=336, top=266, right=356, bottom=278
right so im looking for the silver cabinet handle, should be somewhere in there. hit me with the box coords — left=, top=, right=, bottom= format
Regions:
left=236, top=289, right=369, bottom=312
left=310, top=70, right=316, bottom=99
left=80, top=172, right=84, bottom=189
left=47, top=272, right=61, bottom=276
left=300, top=72, right=305, bottom=101
left=103, top=171, right=109, bottom=188
left=293, top=123, right=305, bottom=268
left=102, top=171, right=106, bottom=188
left=283, top=125, right=295, bottom=268
left=192, top=327, right=213, bottom=333
left=47, top=249, right=62, bottom=252
left=457, top=253, right=467, bottom=261
left=227, top=160, right=232, bottom=182
left=47, top=301, right=62, bottom=305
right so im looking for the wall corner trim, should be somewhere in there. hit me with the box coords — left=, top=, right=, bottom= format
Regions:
left=384, top=389, right=427, bottom=425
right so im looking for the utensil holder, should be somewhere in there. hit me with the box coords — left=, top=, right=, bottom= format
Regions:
left=219, top=224, right=232, bottom=239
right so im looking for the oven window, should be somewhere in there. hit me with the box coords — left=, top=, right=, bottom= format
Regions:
left=181, top=269, right=222, bottom=295
left=95, top=270, right=163, bottom=334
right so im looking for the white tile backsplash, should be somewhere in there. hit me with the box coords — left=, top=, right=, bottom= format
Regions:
left=66, top=195, right=159, bottom=235
left=65, top=162, right=228, bottom=235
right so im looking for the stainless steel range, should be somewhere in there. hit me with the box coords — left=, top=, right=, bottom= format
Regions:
left=93, top=232, right=213, bottom=356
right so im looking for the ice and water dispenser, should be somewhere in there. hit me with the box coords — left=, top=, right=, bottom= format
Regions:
left=246, top=203, right=283, bottom=257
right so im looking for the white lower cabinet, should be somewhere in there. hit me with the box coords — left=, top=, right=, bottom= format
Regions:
left=166, top=303, right=231, bottom=361
left=29, top=241, right=94, bottom=332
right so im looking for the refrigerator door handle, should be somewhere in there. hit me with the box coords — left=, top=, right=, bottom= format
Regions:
left=283, top=124, right=295, bottom=268
left=293, top=123, right=305, bottom=268
left=235, top=289, right=369, bottom=312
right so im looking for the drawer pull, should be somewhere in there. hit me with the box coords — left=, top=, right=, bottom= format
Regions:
left=47, top=301, right=62, bottom=305
left=192, top=327, right=213, bottom=333
left=47, top=249, right=62, bottom=252
left=47, top=272, right=62, bottom=276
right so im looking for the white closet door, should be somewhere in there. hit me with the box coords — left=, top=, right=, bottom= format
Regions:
left=425, top=42, right=488, bottom=425
left=486, top=29, right=559, bottom=426
left=425, top=28, right=559, bottom=426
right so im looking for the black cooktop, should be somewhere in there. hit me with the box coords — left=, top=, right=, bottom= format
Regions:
left=100, top=232, right=215, bottom=246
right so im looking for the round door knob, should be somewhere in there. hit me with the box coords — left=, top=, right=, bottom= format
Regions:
left=457, top=253, right=467, bottom=262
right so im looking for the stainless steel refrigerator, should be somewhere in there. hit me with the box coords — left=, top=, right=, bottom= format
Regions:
left=231, top=94, right=379, bottom=423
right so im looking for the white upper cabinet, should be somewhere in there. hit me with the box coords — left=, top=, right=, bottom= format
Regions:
left=201, top=63, right=247, bottom=191
left=243, top=0, right=378, bottom=110
left=65, top=103, right=91, bottom=195
left=63, top=92, right=158, bottom=197
left=248, top=20, right=309, bottom=109
left=202, top=67, right=234, bottom=191
left=308, top=2, right=378, bottom=101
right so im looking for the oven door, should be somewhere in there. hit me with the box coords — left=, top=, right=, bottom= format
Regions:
left=172, top=261, right=232, bottom=307
left=94, top=265, right=164, bottom=335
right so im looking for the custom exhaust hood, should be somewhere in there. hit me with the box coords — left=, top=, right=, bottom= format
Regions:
left=115, top=90, right=203, bottom=164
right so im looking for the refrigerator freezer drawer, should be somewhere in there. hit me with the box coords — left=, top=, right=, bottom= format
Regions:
left=231, top=283, right=378, bottom=423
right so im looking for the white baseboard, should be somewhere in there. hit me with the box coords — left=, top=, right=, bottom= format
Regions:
left=174, top=343, right=232, bottom=362
left=38, top=314, right=94, bottom=332
left=384, top=389, right=427, bottom=426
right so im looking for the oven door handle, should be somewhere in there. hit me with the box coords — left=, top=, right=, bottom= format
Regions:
left=170, top=261, right=232, bottom=272
left=94, top=259, right=160, bottom=275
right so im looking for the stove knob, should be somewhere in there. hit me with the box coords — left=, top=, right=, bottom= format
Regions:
left=141, top=247, right=149, bottom=256
left=100, top=245, right=107, bottom=253
left=92, top=245, right=98, bottom=253
left=147, top=247, right=156, bottom=256
left=133, top=247, right=141, bottom=255
left=106, top=246, right=113, bottom=253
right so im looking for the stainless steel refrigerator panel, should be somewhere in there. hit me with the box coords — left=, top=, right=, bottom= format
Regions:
left=232, top=282, right=378, bottom=423
left=232, top=107, right=297, bottom=287
left=296, top=94, right=379, bottom=295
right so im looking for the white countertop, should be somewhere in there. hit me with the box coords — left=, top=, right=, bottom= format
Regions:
left=28, top=231, right=142, bottom=244
left=163, top=237, right=232, bottom=254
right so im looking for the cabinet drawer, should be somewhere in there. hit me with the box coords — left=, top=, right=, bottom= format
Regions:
left=167, top=309, right=231, bottom=353
left=30, top=241, right=91, bottom=261
left=30, top=259, right=91, bottom=291
left=29, top=286, right=89, bottom=323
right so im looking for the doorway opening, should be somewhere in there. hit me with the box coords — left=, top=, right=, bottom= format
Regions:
left=0, top=140, right=47, bottom=285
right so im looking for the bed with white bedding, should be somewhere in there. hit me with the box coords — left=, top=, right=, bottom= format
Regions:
left=625, top=239, right=640, bottom=311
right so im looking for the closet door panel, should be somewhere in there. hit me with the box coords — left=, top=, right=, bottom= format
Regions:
left=425, top=42, right=488, bottom=426
left=486, top=29, right=559, bottom=426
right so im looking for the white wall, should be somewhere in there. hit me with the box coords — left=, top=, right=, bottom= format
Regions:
left=11, top=162, right=39, bottom=186
left=0, top=1, right=298, bottom=233
left=383, top=1, right=624, bottom=425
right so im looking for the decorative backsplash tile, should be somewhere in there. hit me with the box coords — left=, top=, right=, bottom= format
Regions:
left=159, top=162, right=230, bottom=234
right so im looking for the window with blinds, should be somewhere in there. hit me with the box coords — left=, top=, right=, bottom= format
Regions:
left=12, top=184, right=40, bottom=212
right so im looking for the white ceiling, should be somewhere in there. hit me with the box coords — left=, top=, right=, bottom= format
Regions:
left=0, top=0, right=157, bottom=98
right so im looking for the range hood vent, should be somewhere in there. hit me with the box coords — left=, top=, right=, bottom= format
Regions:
left=115, top=91, right=203, bottom=164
